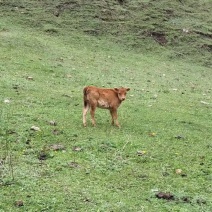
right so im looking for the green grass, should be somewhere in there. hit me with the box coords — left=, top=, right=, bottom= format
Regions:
left=1, top=0, right=212, bottom=211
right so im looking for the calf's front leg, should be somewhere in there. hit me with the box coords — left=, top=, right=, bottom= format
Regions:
left=110, top=108, right=120, bottom=128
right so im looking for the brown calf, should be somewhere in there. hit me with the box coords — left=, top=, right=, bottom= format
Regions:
left=83, top=86, right=130, bottom=127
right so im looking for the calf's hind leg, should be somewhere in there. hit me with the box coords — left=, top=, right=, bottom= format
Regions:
left=83, top=104, right=90, bottom=127
left=90, top=105, right=97, bottom=126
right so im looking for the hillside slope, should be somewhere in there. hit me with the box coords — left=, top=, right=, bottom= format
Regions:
left=0, top=0, right=211, bottom=66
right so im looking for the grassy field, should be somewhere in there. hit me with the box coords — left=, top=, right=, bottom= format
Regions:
left=0, top=0, right=212, bottom=211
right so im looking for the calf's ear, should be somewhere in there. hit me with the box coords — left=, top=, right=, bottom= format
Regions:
left=126, top=88, right=130, bottom=91
left=114, top=88, right=119, bottom=92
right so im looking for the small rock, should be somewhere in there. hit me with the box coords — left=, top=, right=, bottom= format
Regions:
left=149, top=132, right=156, bottom=137
left=68, top=161, right=80, bottom=168
left=66, top=74, right=72, bottom=78
left=72, top=146, right=82, bottom=152
left=15, top=200, right=24, bottom=207
left=200, top=101, right=210, bottom=105
left=196, top=198, right=207, bottom=205
left=52, top=129, right=61, bottom=135
left=38, top=152, right=48, bottom=160
left=50, top=144, right=65, bottom=151
left=4, top=99, right=11, bottom=103
left=175, top=169, right=182, bottom=174
left=183, top=28, right=189, bottom=33
left=53, top=10, right=60, bottom=17
left=137, top=150, right=146, bottom=156
left=162, top=172, right=170, bottom=176
left=26, top=76, right=34, bottom=80
left=181, top=196, right=191, bottom=203
left=49, top=120, right=57, bottom=126
left=151, top=188, right=159, bottom=192
left=151, top=94, right=158, bottom=99
left=175, top=135, right=185, bottom=139
left=175, top=169, right=187, bottom=177
left=156, top=192, right=174, bottom=200
left=13, top=85, right=19, bottom=89
left=30, top=126, right=41, bottom=131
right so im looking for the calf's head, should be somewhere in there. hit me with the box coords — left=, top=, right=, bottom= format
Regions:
left=114, top=87, right=130, bottom=101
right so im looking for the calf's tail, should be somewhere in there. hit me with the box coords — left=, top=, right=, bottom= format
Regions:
left=83, top=87, right=89, bottom=108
